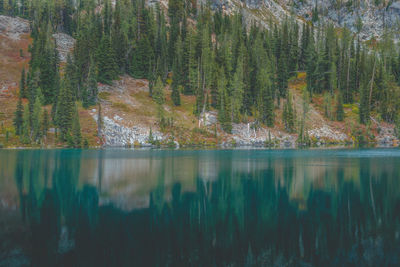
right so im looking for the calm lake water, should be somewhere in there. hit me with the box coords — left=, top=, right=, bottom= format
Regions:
left=1, top=149, right=400, bottom=266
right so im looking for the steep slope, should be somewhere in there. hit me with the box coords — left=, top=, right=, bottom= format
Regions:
left=0, top=16, right=99, bottom=148
left=210, top=0, right=400, bottom=40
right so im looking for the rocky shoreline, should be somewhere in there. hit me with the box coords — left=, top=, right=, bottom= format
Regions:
left=89, top=110, right=398, bottom=149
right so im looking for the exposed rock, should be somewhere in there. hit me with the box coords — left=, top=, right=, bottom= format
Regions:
left=229, top=122, right=296, bottom=148
left=199, top=111, right=218, bottom=127
left=0, top=15, right=29, bottom=40
left=308, top=125, right=348, bottom=143
left=52, top=33, right=76, bottom=62
left=92, top=112, right=164, bottom=147
left=372, top=117, right=398, bottom=146
left=204, top=0, right=400, bottom=41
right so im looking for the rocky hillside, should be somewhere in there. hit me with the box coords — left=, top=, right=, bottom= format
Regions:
left=211, top=0, right=400, bottom=40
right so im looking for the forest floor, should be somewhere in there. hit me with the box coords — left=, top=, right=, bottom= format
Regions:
left=0, top=15, right=397, bottom=148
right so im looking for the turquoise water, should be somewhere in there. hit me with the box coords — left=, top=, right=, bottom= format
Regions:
left=1, top=149, right=400, bottom=266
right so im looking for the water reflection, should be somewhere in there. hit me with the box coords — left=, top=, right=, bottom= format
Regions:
left=1, top=149, right=400, bottom=266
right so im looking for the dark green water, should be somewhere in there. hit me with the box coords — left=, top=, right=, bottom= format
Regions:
left=1, top=149, right=400, bottom=266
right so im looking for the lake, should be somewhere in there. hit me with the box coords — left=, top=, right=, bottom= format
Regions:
left=1, top=149, right=400, bottom=266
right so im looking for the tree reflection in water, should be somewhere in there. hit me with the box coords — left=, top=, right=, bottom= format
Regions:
left=8, top=150, right=400, bottom=266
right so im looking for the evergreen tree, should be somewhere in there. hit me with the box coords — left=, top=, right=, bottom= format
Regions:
left=55, top=81, right=74, bottom=141
left=258, top=68, right=274, bottom=127
left=31, top=95, right=43, bottom=142
left=96, top=36, right=118, bottom=84
left=153, top=76, right=165, bottom=125
left=283, top=92, right=295, bottom=132
left=71, top=106, right=82, bottom=148
left=20, top=68, right=26, bottom=98
left=323, top=92, right=333, bottom=120
left=111, top=1, right=128, bottom=73
left=231, top=50, right=244, bottom=122
left=21, top=104, right=30, bottom=144
left=65, top=54, right=79, bottom=99
left=42, top=109, right=49, bottom=137
left=131, top=35, right=154, bottom=79
left=217, top=68, right=231, bottom=133
left=359, top=83, right=370, bottom=124
left=336, top=92, right=344, bottom=121
left=171, top=84, right=181, bottom=106
left=152, top=76, right=165, bottom=105
left=13, top=96, right=24, bottom=135
left=87, top=58, right=98, bottom=106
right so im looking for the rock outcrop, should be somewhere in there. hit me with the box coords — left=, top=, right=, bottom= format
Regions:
left=0, top=15, right=29, bottom=40
left=91, top=110, right=164, bottom=147
left=52, top=33, right=76, bottom=62
left=205, top=0, right=400, bottom=41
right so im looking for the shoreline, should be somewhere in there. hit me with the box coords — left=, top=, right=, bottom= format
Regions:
left=0, top=143, right=398, bottom=150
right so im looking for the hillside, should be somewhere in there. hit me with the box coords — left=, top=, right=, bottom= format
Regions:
left=211, top=0, right=400, bottom=41
left=0, top=14, right=397, bottom=148
left=0, top=0, right=399, bottom=149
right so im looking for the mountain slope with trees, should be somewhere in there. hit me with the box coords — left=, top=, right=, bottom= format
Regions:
left=0, top=0, right=399, bottom=148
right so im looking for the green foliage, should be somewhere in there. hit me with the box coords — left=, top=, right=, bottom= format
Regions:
left=359, top=83, right=370, bottom=124
left=152, top=76, right=165, bottom=105
left=20, top=68, right=26, bottom=98
left=323, top=93, right=334, bottom=120
left=96, top=36, right=118, bottom=84
left=171, top=84, right=181, bottom=106
left=31, top=94, right=43, bottom=142
left=13, top=97, right=24, bottom=135
left=55, top=81, right=74, bottom=141
left=283, top=92, right=295, bottom=133
left=10, top=0, right=400, bottom=148
left=336, top=92, right=344, bottom=121
left=131, top=35, right=154, bottom=79
left=71, top=106, right=82, bottom=148
left=21, top=104, right=30, bottom=144
left=258, top=68, right=274, bottom=127
left=42, top=109, right=49, bottom=137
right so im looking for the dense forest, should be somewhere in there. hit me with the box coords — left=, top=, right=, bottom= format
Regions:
left=2, top=0, right=400, bottom=146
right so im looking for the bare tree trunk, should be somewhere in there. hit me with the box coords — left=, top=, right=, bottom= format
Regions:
left=368, top=56, right=377, bottom=108
left=346, top=45, right=351, bottom=102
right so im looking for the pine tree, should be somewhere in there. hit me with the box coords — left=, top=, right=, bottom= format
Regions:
left=71, top=106, right=82, bottom=148
left=306, top=35, right=317, bottom=96
left=171, top=84, right=181, bottom=106
left=96, top=36, right=118, bottom=84
left=31, top=94, right=43, bottom=142
left=277, top=51, right=289, bottom=98
left=359, top=83, right=369, bottom=124
left=55, top=81, right=74, bottom=141
left=42, top=109, right=49, bottom=137
left=65, top=54, right=79, bottom=99
left=20, top=68, right=26, bottom=98
left=87, top=58, right=98, bottom=106
left=13, top=96, right=24, bottom=135
left=153, top=76, right=165, bottom=124
left=131, top=35, right=154, bottom=79
left=283, top=92, right=295, bottom=132
left=21, top=104, right=30, bottom=144
left=231, top=48, right=244, bottom=123
left=152, top=76, right=165, bottom=105
left=111, top=1, right=128, bottom=73
left=323, top=92, right=333, bottom=120
left=258, top=68, right=274, bottom=127
left=217, top=69, right=232, bottom=133
left=336, top=92, right=344, bottom=121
